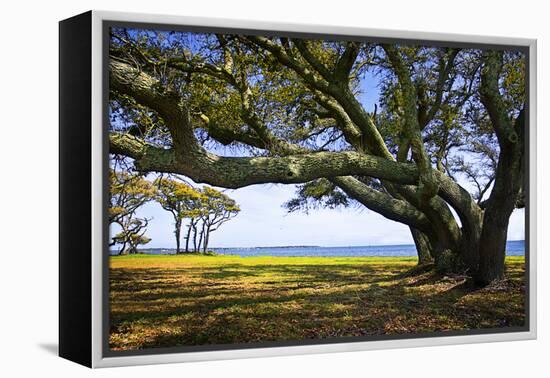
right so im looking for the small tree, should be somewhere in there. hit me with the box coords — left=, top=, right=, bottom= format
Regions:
left=109, top=169, right=155, bottom=252
left=199, top=186, right=241, bottom=253
left=154, top=177, right=204, bottom=254
left=109, top=169, right=155, bottom=226
left=113, top=218, right=151, bottom=255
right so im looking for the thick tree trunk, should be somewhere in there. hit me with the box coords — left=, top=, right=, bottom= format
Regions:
left=475, top=101, right=524, bottom=285
left=476, top=214, right=510, bottom=284
left=475, top=54, right=525, bottom=285
left=476, top=144, right=523, bottom=285
left=410, top=227, right=433, bottom=265
left=457, top=220, right=482, bottom=274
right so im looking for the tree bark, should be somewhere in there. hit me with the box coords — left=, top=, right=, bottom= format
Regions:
left=475, top=53, right=525, bottom=285
left=110, top=132, right=421, bottom=190
left=330, top=176, right=433, bottom=234
left=410, top=228, right=434, bottom=265
left=476, top=134, right=524, bottom=284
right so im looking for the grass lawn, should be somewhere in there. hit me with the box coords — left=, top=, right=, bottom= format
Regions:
left=109, top=254, right=526, bottom=351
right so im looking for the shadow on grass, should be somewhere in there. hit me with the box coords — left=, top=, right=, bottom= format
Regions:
left=109, top=258, right=526, bottom=351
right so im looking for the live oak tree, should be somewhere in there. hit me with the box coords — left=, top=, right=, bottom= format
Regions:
left=198, top=186, right=240, bottom=253
left=109, top=168, right=155, bottom=254
left=112, top=218, right=151, bottom=255
left=108, top=29, right=525, bottom=285
left=154, top=177, right=240, bottom=253
left=109, top=169, right=155, bottom=226
left=154, top=177, right=204, bottom=254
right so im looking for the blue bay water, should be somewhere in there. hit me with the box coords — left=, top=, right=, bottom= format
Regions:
left=130, top=240, right=525, bottom=257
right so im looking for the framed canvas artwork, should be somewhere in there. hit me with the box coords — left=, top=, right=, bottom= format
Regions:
left=59, top=10, right=537, bottom=368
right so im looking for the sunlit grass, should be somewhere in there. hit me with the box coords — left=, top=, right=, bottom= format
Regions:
left=109, top=254, right=526, bottom=351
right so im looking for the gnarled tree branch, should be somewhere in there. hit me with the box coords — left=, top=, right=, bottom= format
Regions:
left=382, top=44, right=440, bottom=201
left=479, top=51, right=518, bottom=147
left=110, top=132, right=421, bottom=189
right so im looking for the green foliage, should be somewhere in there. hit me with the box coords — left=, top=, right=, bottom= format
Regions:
left=200, top=186, right=241, bottom=218
left=284, top=178, right=349, bottom=213
left=154, top=177, right=204, bottom=218
left=112, top=218, right=151, bottom=254
left=153, top=177, right=240, bottom=253
left=195, top=186, right=241, bottom=252
left=501, top=51, right=526, bottom=115
left=109, top=169, right=156, bottom=223
left=109, top=30, right=526, bottom=204
left=109, top=169, right=155, bottom=252
left=113, top=230, right=151, bottom=249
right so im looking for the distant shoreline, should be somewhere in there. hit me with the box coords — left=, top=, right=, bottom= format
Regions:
left=110, top=240, right=525, bottom=257
left=132, top=240, right=526, bottom=251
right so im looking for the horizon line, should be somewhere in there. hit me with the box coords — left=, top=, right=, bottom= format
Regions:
left=131, top=239, right=526, bottom=250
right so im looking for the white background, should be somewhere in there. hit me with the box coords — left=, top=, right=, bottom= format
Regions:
left=1, top=0, right=547, bottom=376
